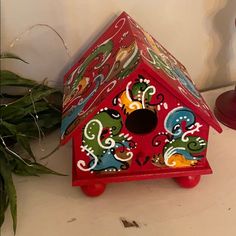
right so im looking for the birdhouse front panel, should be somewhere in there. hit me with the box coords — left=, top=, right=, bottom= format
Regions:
left=61, top=12, right=222, bottom=191
left=71, top=67, right=211, bottom=186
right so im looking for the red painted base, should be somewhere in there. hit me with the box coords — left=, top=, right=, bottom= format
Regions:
left=81, top=183, right=106, bottom=197
left=80, top=176, right=201, bottom=197
left=174, top=175, right=201, bottom=188
left=214, top=87, right=236, bottom=130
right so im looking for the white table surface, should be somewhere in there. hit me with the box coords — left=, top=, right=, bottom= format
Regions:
left=2, top=86, right=236, bottom=236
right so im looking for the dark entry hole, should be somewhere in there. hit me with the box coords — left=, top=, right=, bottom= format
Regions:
left=125, top=109, right=157, bottom=134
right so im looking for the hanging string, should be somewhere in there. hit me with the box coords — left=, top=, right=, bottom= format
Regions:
left=1, top=88, right=60, bottom=161
left=0, top=135, right=33, bottom=166
left=8, top=23, right=71, bottom=58
left=1, top=23, right=70, bottom=161
left=29, top=88, right=45, bottom=152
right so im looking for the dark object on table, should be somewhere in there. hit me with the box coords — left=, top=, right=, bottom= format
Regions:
left=214, top=86, right=236, bottom=130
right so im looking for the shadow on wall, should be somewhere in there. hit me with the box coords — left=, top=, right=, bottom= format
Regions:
left=203, top=0, right=236, bottom=91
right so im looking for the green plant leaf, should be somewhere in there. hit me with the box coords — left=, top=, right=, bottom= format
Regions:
left=3, top=86, right=58, bottom=109
left=1, top=100, right=54, bottom=122
left=37, top=112, right=61, bottom=129
left=0, top=174, right=9, bottom=229
left=0, top=70, right=37, bottom=87
left=13, top=122, right=42, bottom=138
left=0, top=121, right=35, bottom=160
left=10, top=158, right=65, bottom=176
left=0, top=106, right=29, bottom=123
left=0, top=90, right=60, bottom=123
left=0, top=121, right=18, bottom=135
left=1, top=93, right=24, bottom=99
left=16, top=135, right=36, bottom=161
left=0, top=54, right=63, bottom=232
left=28, top=161, right=65, bottom=176
left=0, top=157, right=17, bottom=234
left=0, top=52, right=29, bottom=64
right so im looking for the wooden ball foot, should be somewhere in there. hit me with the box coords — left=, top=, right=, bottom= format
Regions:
left=175, top=175, right=201, bottom=188
left=81, top=183, right=106, bottom=197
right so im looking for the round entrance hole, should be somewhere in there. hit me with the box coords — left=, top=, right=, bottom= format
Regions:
left=125, top=109, right=157, bottom=134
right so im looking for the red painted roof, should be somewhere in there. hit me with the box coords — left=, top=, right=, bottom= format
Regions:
left=61, top=12, right=222, bottom=145
left=61, top=12, right=141, bottom=144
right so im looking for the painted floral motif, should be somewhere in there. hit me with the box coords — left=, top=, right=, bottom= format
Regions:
left=61, top=41, right=140, bottom=139
left=125, top=20, right=202, bottom=101
left=61, top=75, right=102, bottom=137
left=127, top=13, right=217, bottom=121
left=148, top=47, right=200, bottom=100
left=152, top=107, right=207, bottom=168
left=113, top=75, right=167, bottom=115
left=61, top=16, right=141, bottom=140
left=78, top=108, right=136, bottom=172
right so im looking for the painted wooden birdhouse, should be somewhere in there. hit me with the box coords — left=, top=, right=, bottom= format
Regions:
left=61, top=12, right=222, bottom=196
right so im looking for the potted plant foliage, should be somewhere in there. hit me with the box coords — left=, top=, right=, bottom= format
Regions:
left=0, top=53, right=63, bottom=234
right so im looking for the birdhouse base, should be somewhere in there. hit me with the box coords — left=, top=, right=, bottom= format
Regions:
left=72, top=149, right=212, bottom=196
left=79, top=175, right=202, bottom=197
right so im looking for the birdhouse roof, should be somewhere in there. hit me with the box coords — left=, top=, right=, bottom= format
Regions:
left=61, top=12, right=222, bottom=145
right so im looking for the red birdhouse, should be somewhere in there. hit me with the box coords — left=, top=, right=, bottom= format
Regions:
left=60, top=12, right=222, bottom=196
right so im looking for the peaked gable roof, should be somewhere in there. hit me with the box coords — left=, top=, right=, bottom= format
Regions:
left=61, top=12, right=222, bottom=145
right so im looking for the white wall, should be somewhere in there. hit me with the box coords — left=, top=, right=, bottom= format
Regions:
left=1, top=0, right=236, bottom=90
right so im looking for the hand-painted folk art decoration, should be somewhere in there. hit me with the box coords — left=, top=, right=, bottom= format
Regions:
left=61, top=12, right=222, bottom=197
